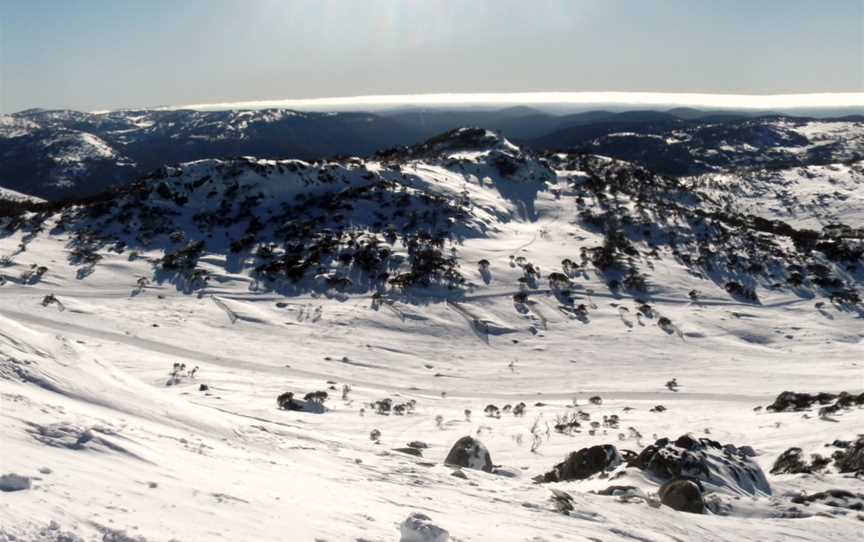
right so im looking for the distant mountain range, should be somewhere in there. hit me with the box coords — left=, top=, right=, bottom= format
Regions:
left=1, top=106, right=862, bottom=200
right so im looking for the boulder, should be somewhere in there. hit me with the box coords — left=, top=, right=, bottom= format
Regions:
left=539, top=444, right=621, bottom=483
left=630, top=435, right=769, bottom=496
left=399, top=512, right=449, bottom=542
left=659, top=479, right=705, bottom=514
left=444, top=436, right=493, bottom=472
left=0, top=473, right=31, bottom=492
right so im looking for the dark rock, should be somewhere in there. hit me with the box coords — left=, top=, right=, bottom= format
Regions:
left=198, top=384, right=209, bottom=391
left=0, top=473, right=31, bottom=492
left=539, top=444, right=621, bottom=483
left=444, top=436, right=493, bottom=472
left=659, top=479, right=705, bottom=514
left=451, top=469, right=468, bottom=479
left=407, top=441, right=429, bottom=449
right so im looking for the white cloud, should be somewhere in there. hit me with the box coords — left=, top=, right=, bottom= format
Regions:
left=164, top=91, right=864, bottom=112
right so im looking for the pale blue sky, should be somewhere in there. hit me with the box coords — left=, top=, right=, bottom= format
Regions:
left=1, top=0, right=862, bottom=113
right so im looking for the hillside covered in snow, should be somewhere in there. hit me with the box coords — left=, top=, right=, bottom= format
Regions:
left=0, top=127, right=862, bottom=541
left=1, top=107, right=861, bottom=201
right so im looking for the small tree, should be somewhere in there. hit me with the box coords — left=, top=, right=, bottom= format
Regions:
left=513, top=402, right=526, bottom=416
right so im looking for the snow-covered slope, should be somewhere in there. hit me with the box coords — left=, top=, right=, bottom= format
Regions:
left=688, top=161, right=864, bottom=230
left=0, top=129, right=862, bottom=541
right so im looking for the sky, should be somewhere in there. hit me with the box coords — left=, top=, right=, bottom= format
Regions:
left=1, top=0, right=862, bottom=113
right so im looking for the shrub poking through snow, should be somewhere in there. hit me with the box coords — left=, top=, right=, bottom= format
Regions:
left=277, top=391, right=326, bottom=413
left=771, top=447, right=830, bottom=475
left=303, top=390, right=328, bottom=404
left=834, top=435, right=864, bottom=475
left=553, top=412, right=581, bottom=434
left=166, top=363, right=198, bottom=385
left=484, top=404, right=501, bottom=418
left=372, top=398, right=393, bottom=415
left=724, top=281, right=758, bottom=302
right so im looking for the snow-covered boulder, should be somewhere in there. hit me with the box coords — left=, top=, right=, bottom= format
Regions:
left=630, top=435, right=770, bottom=496
left=444, top=436, right=493, bottom=472
left=399, top=512, right=449, bottom=542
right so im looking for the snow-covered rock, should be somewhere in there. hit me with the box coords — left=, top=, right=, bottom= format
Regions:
left=630, top=435, right=770, bottom=497
left=399, top=512, right=449, bottom=542
left=444, top=436, right=493, bottom=472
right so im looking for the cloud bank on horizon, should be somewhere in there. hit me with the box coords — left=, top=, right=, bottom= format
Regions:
left=162, top=92, right=864, bottom=113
